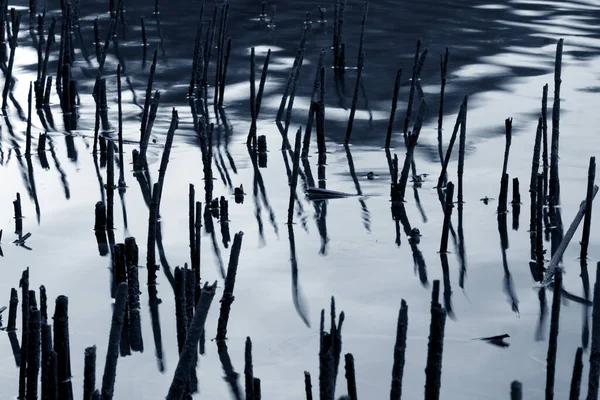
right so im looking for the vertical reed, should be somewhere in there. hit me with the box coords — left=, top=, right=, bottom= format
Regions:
left=53, top=295, right=73, bottom=400
left=498, top=118, right=512, bottom=214
left=511, top=381, right=522, bottom=400
left=344, top=353, right=358, bottom=400
left=288, top=128, right=302, bottom=224
left=436, top=48, right=449, bottom=164
left=570, top=347, right=583, bottom=400
left=245, top=337, right=254, bottom=400
left=216, top=232, right=244, bottom=341
left=19, top=268, right=30, bottom=400
left=587, top=261, right=600, bottom=400
left=581, top=157, right=595, bottom=349
left=390, top=299, right=408, bottom=400
left=424, top=280, right=446, bottom=400
left=384, top=68, right=402, bottom=149
left=344, top=51, right=364, bottom=145
left=101, top=282, right=128, bottom=400
left=545, top=269, right=562, bottom=400
left=166, top=281, right=217, bottom=400
left=457, top=95, right=468, bottom=204
left=84, top=346, right=97, bottom=400
left=549, top=39, right=564, bottom=208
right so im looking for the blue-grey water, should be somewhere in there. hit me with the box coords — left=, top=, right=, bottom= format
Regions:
left=1, top=0, right=600, bottom=398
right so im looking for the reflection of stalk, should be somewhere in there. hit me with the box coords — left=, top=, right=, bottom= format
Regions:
left=424, top=281, right=446, bottom=400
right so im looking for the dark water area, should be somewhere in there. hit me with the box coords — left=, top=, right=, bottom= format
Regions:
left=1, top=0, right=600, bottom=398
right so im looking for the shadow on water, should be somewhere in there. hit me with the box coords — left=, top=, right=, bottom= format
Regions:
left=287, top=223, right=310, bottom=327
left=498, top=211, right=519, bottom=314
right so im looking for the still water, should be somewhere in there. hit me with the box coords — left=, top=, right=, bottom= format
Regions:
left=1, top=0, right=600, bottom=398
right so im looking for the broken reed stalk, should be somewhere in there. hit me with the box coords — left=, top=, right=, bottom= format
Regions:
left=218, top=36, right=232, bottom=107
left=439, top=182, right=455, bottom=254
left=189, top=184, right=196, bottom=273
left=277, top=29, right=307, bottom=123
left=95, top=201, right=107, bottom=232
left=246, top=47, right=258, bottom=146
left=245, top=337, right=254, bottom=400
left=581, top=157, right=596, bottom=348
left=2, top=10, right=21, bottom=110
left=8, top=287, right=18, bottom=331
left=216, top=231, right=244, bottom=341
left=545, top=269, right=562, bottom=400
left=530, top=118, right=543, bottom=265
left=457, top=96, right=468, bottom=204
left=84, top=346, right=97, bottom=400
left=403, top=41, right=426, bottom=137
left=288, top=128, right=302, bottom=224
left=424, top=280, right=446, bottom=400
left=316, top=65, right=326, bottom=165
left=541, top=185, right=599, bottom=285
left=535, top=174, right=544, bottom=281
left=41, top=323, right=52, bottom=399
left=344, top=353, right=358, bottom=400
left=436, top=99, right=466, bottom=188
left=541, top=84, right=549, bottom=200
left=301, top=48, right=325, bottom=158
left=396, top=100, right=427, bottom=202
left=117, top=64, right=125, bottom=187
left=511, top=381, right=522, bottom=400
left=14, top=192, right=23, bottom=235
left=385, top=68, right=402, bottom=149
left=194, top=201, right=202, bottom=287
left=155, top=109, right=179, bottom=206
left=282, top=49, right=304, bottom=144
left=166, top=281, right=218, bottom=400
left=125, top=237, right=143, bottom=352
left=549, top=39, right=564, bottom=207
left=174, top=267, right=187, bottom=355
left=570, top=347, right=583, bottom=400
left=26, top=82, right=32, bottom=156
left=305, top=371, right=313, bottom=400
left=588, top=261, right=600, bottom=400
left=54, top=295, right=73, bottom=400
left=498, top=118, right=512, bottom=214
left=19, top=268, right=30, bottom=400
left=147, top=183, right=159, bottom=285
left=101, top=282, right=128, bottom=400
left=436, top=49, right=450, bottom=164
left=141, top=17, right=147, bottom=47
left=255, top=48, right=271, bottom=120
left=107, top=142, right=115, bottom=230
left=344, top=51, right=365, bottom=145
left=27, top=307, right=41, bottom=400
left=390, top=299, right=408, bottom=400
left=139, top=50, right=158, bottom=166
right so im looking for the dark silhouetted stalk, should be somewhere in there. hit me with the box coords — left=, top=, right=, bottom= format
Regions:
left=125, top=237, right=143, bottom=352
left=288, top=128, right=302, bottom=224
left=570, top=347, right=583, bottom=400
left=457, top=95, right=468, bottom=204
left=424, top=280, right=446, bottom=400
left=138, top=50, right=158, bottom=167
left=541, top=84, right=549, bottom=201
left=588, top=261, right=600, bottom=400
left=549, top=39, right=563, bottom=208
left=8, top=287, right=18, bottom=332
left=302, top=49, right=325, bottom=158
left=245, top=337, right=254, bottom=400
left=498, top=118, right=512, bottom=214
left=344, top=51, right=364, bottom=145
left=390, top=299, right=408, bottom=400
left=546, top=269, right=562, bottom=400
left=156, top=109, right=179, bottom=206
left=53, top=295, right=73, bottom=400
left=101, top=282, right=128, bottom=400
left=166, top=281, right=217, bottom=400
left=41, top=322, right=52, bottom=398
left=344, top=353, right=358, bottom=400
left=511, top=381, right=522, bottom=400
left=436, top=99, right=466, bottom=188
left=84, top=346, right=97, bottom=400
left=581, top=157, right=595, bottom=349
left=304, top=371, right=313, bottom=400
left=117, top=64, right=125, bottom=188
left=107, top=142, right=115, bottom=230
left=216, top=232, right=244, bottom=341
left=436, top=49, right=450, bottom=164
left=174, top=267, right=188, bottom=355
left=147, top=183, right=159, bottom=285
left=385, top=68, right=402, bottom=149
left=26, top=307, right=41, bottom=400
left=19, top=268, right=30, bottom=400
